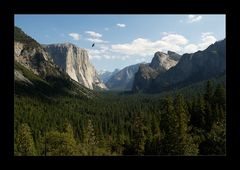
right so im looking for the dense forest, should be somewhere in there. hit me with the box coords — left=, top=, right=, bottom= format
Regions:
left=14, top=80, right=226, bottom=156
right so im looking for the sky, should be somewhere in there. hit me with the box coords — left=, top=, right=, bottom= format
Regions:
left=15, top=14, right=225, bottom=72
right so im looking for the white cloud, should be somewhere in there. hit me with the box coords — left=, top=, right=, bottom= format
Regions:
left=183, top=44, right=199, bottom=53
left=120, top=55, right=130, bottom=61
left=85, top=31, right=102, bottom=38
left=87, top=45, right=110, bottom=60
left=85, top=31, right=107, bottom=44
left=187, top=15, right=202, bottom=23
left=135, top=58, right=146, bottom=63
left=88, top=44, right=132, bottom=61
left=86, top=38, right=108, bottom=43
left=162, top=32, right=169, bottom=36
left=111, top=33, right=188, bottom=56
left=88, top=49, right=102, bottom=60
left=88, top=32, right=217, bottom=62
left=198, top=32, right=217, bottom=50
left=116, top=23, right=126, bottom=28
left=68, top=33, right=80, bottom=40
left=183, top=32, right=217, bottom=53
left=161, top=33, right=188, bottom=45
left=104, top=27, right=109, bottom=31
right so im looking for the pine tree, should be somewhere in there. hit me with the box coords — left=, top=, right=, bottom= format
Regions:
left=199, top=84, right=226, bottom=155
left=191, top=95, right=206, bottom=129
left=84, top=119, right=98, bottom=155
left=131, top=113, right=146, bottom=155
left=162, top=95, right=198, bottom=155
left=213, top=84, right=226, bottom=121
left=213, top=84, right=226, bottom=109
left=175, top=94, right=198, bottom=155
left=62, top=122, right=79, bottom=155
left=161, top=96, right=179, bottom=155
left=145, top=116, right=162, bottom=155
left=204, top=80, right=214, bottom=104
left=204, top=81, right=215, bottom=131
left=199, top=121, right=226, bottom=155
left=205, top=101, right=213, bottom=132
left=39, top=123, right=79, bottom=156
left=15, top=123, right=36, bottom=156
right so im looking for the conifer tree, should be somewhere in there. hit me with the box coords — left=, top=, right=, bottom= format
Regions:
left=40, top=123, right=79, bottom=156
left=145, top=116, right=162, bottom=155
left=175, top=94, right=198, bottom=155
left=162, top=95, right=198, bottom=155
left=199, top=121, right=226, bottom=155
left=204, top=80, right=214, bottom=104
left=191, top=95, right=206, bottom=129
left=131, top=113, right=146, bottom=155
left=213, top=84, right=226, bottom=107
left=161, top=96, right=179, bottom=155
left=213, top=84, right=226, bottom=121
left=15, top=123, right=36, bottom=156
left=204, top=81, right=215, bottom=131
left=84, top=119, right=98, bottom=155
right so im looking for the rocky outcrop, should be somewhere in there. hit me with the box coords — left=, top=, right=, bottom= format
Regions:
left=14, top=26, right=96, bottom=98
left=106, top=63, right=142, bottom=91
left=151, top=39, right=226, bottom=92
left=44, top=43, right=106, bottom=90
left=167, top=51, right=181, bottom=61
left=132, top=51, right=180, bottom=92
left=133, top=39, right=226, bottom=93
left=132, top=64, right=158, bottom=92
left=149, top=52, right=178, bottom=71
left=14, top=42, right=61, bottom=78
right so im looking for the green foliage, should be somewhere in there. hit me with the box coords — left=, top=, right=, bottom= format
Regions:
left=131, top=113, right=147, bottom=155
left=15, top=61, right=96, bottom=99
left=84, top=119, right=99, bottom=155
left=15, top=123, right=37, bottom=156
left=161, top=95, right=198, bottom=155
left=14, top=26, right=40, bottom=49
left=190, top=81, right=226, bottom=155
left=174, top=94, right=199, bottom=155
left=39, top=123, right=79, bottom=156
left=204, top=80, right=214, bottom=103
left=144, top=115, right=162, bottom=155
left=161, top=96, right=179, bottom=155
left=14, top=79, right=226, bottom=156
left=199, top=121, right=226, bottom=155
left=191, top=95, right=206, bottom=128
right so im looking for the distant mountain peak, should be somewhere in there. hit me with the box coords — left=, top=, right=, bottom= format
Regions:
left=106, top=63, right=142, bottom=91
left=149, top=51, right=178, bottom=71
left=132, top=38, right=226, bottom=93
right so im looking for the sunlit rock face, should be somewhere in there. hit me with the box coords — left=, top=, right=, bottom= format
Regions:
left=132, top=51, right=179, bottom=92
left=45, top=43, right=106, bottom=90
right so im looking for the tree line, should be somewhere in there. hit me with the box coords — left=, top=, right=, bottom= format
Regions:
left=14, top=80, right=226, bottom=156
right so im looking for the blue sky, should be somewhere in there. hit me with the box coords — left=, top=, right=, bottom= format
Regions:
left=15, top=14, right=225, bottom=72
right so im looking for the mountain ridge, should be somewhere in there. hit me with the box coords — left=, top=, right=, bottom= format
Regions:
left=132, top=38, right=226, bottom=93
left=14, top=26, right=96, bottom=98
left=106, top=63, right=143, bottom=91
left=132, top=51, right=181, bottom=92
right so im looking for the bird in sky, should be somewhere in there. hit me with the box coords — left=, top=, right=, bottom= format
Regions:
left=92, top=43, right=95, bottom=47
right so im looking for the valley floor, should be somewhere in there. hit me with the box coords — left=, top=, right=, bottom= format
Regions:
left=14, top=80, right=226, bottom=156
